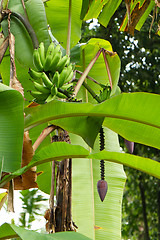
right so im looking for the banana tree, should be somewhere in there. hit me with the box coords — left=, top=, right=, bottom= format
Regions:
left=0, top=0, right=159, bottom=239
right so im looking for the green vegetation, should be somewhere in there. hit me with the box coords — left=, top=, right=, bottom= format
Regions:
left=0, top=1, right=160, bottom=239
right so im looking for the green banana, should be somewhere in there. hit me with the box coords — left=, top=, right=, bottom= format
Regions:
left=38, top=42, right=45, bottom=66
left=51, top=85, right=58, bottom=96
left=52, top=71, right=60, bottom=87
left=64, top=70, right=73, bottom=84
left=46, top=94, right=56, bottom=102
left=33, top=81, right=50, bottom=94
left=61, top=83, right=73, bottom=90
left=49, top=51, right=62, bottom=73
left=56, top=92, right=67, bottom=99
left=53, top=44, right=61, bottom=55
left=41, top=72, right=53, bottom=89
left=28, top=68, right=42, bottom=80
left=63, top=64, right=73, bottom=82
left=44, top=42, right=55, bottom=71
left=30, top=90, right=49, bottom=101
left=56, top=55, right=70, bottom=73
left=33, top=48, right=43, bottom=71
left=58, top=67, right=68, bottom=87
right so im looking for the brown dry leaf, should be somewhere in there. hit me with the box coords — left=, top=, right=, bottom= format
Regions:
left=125, top=0, right=131, bottom=25
left=155, top=0, right=160, bottom=7
left=27, top=102, right=39, bottom=108
left=9, top=32, right=24, bottom=96
left=122, top=0, right=151, bottom=35
left=94, top=225, right=103, bottom=230
left=7, top=179, right=14, bottom=212
left=0, top=191, right=8, bottom=210
left=8, top=14, right=24, bottom=96
left=1, top=132, right=38, bottom=190
left=20, top=131, right=38, bottom=190
left=0, top=34, right=9, bottom=64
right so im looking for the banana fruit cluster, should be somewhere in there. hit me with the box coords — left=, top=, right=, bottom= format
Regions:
left=28, top=42, right=74, bottom=103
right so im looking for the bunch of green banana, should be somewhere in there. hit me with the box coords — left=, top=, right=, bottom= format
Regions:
left=28, top=42, right=74, bottom=103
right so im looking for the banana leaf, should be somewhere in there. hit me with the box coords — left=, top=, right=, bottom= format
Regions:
left=44, top=0, right=82, bottom=49
left=0, top=83, right=24, bottom=172
left=0, top=223, right=92, bottom=240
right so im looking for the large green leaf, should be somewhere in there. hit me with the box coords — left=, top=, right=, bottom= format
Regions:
left=0, top=83, right=24, bottom=172
left=44, top=0, right=82, bottom=49
left=0, top=142, right=89, bottom=188
left=83, top=0, right=109, bottom=20
left=0, top=223, right=92, bottom=240
left=1, top=139, right=160, bottom=188
left=24, top=0, right=50, bottom=49
left=98, top=0, right=122, bottom=27
left=0, top=55, right=35, bottom=106
left=90, top=151, right=160, bottom=179
left=2, top=16, right=34, bottom=68
left=71, top=128, right=126, bottom=240
left=80, top=0, right=93, bottom=20
left=2, top=0, right=50, bottom=67
left=24, top=100, right=104, bottom=148
left=25, top=92, right=160, bottom=150
left=102, top=92, right=160, bottom=150
left=82, top=0, right=122, bottom=29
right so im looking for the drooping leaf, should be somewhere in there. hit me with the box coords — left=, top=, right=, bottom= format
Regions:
left=0, top=223, right=92, bottom=240
left=82, top=0, right=122, bottom=30
left=98, top=0, right=122, bottom=27
left=83, top=0, right=109, bottom=20
left=0, top=83, right=24, bottom=172
left=0, top=142, right=89, bottom=188
left=102, top=92, right=160, bottom=150
left=24, top=100, right=104, bottom=148
left=90, top=151, right=160, bottom=180
left=25, top=92, right=160, bottom=150
left=30, top=142, right=89, bottom=168
left=44, top=0, right=82, bottom=49
left=80, top=0, right=94, bottom=20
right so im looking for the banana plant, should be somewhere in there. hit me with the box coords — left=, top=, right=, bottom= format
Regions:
left=0, top=0, right=159, bottom=240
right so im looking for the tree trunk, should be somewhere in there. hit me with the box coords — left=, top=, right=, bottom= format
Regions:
left=46, top=128, right=75, bottom=233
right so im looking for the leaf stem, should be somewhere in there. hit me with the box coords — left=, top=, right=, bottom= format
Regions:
left=66, top=0, right=72, bottom=55
left=102, top=49, right=112, bottom=90
left=82, top=81, right=101, bottom=103
left=58, top=87, right=72, bottom=98
left=11, top=11, right=39, bottom=48
left=32, top=125, right=57, bottom=152
left=75, top=70, right=100, bottom=85
left=73, top=79, right=101, bottom=103
left=73, top=48, right=102, bottom=97
left=21, top=0, right=29, bottom=21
